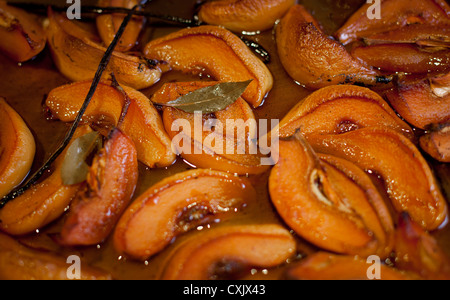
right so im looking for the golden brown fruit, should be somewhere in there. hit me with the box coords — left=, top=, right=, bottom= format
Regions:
left=269, top=133, right=394, bottom=258
left=59, top=129, right=138, bottom=246
left=351, top=44, right=450, bottom=76
left=160, top=224, right=296, bottom=280
left=420, top=124, right=450, bottom=163
left=45, top=80, right=176, bottom=168
left=0, top=232, right=112, bottom=280
left=0, top=126, right=91, bottom=236
left=96, top=0, right=145, bottom=52
left=46, top=9, right=161, bottom=90
left=152, top=81, right=270, bottom=175
left=285, top=252, right=417, bottom=280
left=361, top=24, right=450, bottom=48
left=143, top=25, right=273, bottom=108
left=336, top=0, right=450, bottom=46
left=114, top=169, right=257, bottom=261
left=276, top=5, right=381, bottom=90
left=318, top=154, right=395, bottom=251
left=395, top=213, right=450, bottom=280
left=278, top=85, right=414, bottom=140
left=307, top=128, right=448, bottom=231
left=385, top=76, right=450, bottom=130
left=198, top=0, right=295, bottom=32
left=0, top=1, right=46, bottom=62
left=0, top=98, right=35, bottom=199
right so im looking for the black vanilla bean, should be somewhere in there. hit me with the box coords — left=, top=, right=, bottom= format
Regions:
left=0, top=0, right=149, bottom=209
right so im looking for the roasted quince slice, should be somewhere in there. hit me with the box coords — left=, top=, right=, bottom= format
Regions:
left=285, top=252, right=418, bottom=280
left=385, top=74, right=450, bottom=130
left=0, top=98, right=35, bottom=199
left=152, top=81, right=270, bottom=175
left=0, top=0, right=46, bottom=62
left=143, top=26, right=273, bottom=108
left=307, top=128, right=448, bottom=231
left=0, top=126, right=91, bottom=236
left=160, top=224, right=296, bottom=280
left=45, top=80, right=176, bottom=168
left=420, top=124, right=450, bottom=163
left=0, top=232, right=112, bottom=280
left=114, top=169, right=257, bottom=261
left=336, top=0, right=450, bottom=46
left=96, top=0, right=145, bottom=52
left=351, top=44, right=450, bottom=76
left=278, top=85, right=414, bottom=140
left=269, top=133, right=394, bottom=258
left=276, top=5, right=382, bottom=90
left=394, top=212, right=450, bottom=280
left=46, top=9, right=161, bottom=90
left=59, top=128, right=138, bottom=246
left=198, top=0, right=295, bottom=32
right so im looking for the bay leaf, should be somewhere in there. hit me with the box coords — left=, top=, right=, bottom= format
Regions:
left=61, top=131, right=102, bottom=186
left=155, top=80, right=253, bottom=113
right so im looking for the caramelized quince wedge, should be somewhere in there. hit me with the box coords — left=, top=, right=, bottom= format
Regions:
left=59, top=129, right=138, bottom=246
left=160, top=224, right=296, bottom=280
left=143, top=26, right=273, bottom=108
left=114, top=169, right=257, bottom=261
left=152, top=81, right=270, bottom=175
left=420, top=124, right=450, bottom=163
left=46, top=9, right=161, bottom=90
left=45, top=80, right=176, bottom=168
left=351, top=44, right=450, bottom=76
left=278, top=85, right=413, bottom=140
left=336, top=0, right=450, bottom=46
left=362, top=24, right=450, bottom=48
left=385, top=75, right=450, bottom=129
left=0, top=1, right=46, bottom=62
left=307, top=128, right=448, bottom=231
left=318, top=154, right=395, bottom=252
left=0, top=98, right=35, bottom=199
left=395, top=213, right=450, bottom=280
left=96, top=0, right=145, bottom=52
left=269, top=133, right=394, bottom=258
left=276, top=5, right=382, bottom=90
left=285, top=252, right=418, bottom=280
left=0, top=126, right=92, bottom=236
left=198, top=0, right=295, bottom=32
left=0, top=232, right=112, bottom=280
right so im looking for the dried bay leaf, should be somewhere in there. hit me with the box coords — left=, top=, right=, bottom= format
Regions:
left=61, top=131, right=102, bottom=186
left=154, top=80, right=253, bottom=113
